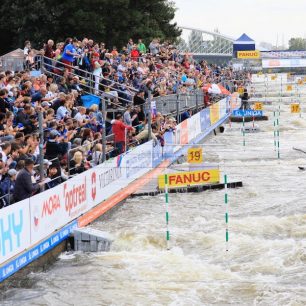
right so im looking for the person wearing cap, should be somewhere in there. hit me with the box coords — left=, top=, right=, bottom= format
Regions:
left=13, top=159, right=44, bottom=202
left=45, top=129, right=69, bottom=161
left=0, top=168, right=17, bottom=206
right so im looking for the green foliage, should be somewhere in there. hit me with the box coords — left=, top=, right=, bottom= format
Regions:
left=0, top=0, right=181, bottom=54
left=288, top=37, right=306, bottom=51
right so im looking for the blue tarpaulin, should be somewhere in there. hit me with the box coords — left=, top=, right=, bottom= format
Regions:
left=81, top=95, right=100, bottom=108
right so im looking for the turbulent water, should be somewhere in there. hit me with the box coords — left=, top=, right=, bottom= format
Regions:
left=2, top=96, right=306, bottom=305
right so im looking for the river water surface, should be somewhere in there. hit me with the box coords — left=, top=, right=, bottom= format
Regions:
left=1, top=99, right=306, bottom=305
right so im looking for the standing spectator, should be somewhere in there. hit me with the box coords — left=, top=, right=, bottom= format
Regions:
left=123, top=105, right=137, bottom=126
left=149, top=39, right=159, bottom=55
left=204, top=92, right=211, bottom=107
left=92, top=53, right=102, bottom=94
left=23, top=41, right=31, bottom=69
left=137, top=39, right=146, bottom=55
left=127, top=39, right=134, bottom=54
left=111, top=114, right=135, bottom=154
left=13, top=159, right=44, bottom=202
left=44, top=39, right=55, bottom=71
left=130, top=45, right=140, bottom=61
left=61, top=38, right=79, bottom=72
left=0, top=89, right=10, bottom=113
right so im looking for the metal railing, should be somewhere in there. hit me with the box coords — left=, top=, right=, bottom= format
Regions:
left=67, top=133, right=116, bottom=178
left=38, top=55, right=138, bottom=108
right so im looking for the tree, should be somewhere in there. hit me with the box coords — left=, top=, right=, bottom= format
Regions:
left=0, top=0, right=181, bottom=54
left=288, top=38, right=306, bottom=51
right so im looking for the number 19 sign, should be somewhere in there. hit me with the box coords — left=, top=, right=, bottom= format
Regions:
left=187, top=148, right=203, bottom=164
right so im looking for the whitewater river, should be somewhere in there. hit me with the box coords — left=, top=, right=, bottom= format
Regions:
left=2, top=102, right=306, bottom=305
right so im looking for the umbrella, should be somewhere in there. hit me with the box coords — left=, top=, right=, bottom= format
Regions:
left=203, top=84, right=231, bottom=95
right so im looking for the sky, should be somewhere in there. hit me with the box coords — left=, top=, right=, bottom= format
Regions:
left=173, top=0, right=306, bottom=47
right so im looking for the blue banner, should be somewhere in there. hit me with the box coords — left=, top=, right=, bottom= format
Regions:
left=200, top=108, right=210, bottom=131
left=152, top=140, right=163, bottom=168
left=163, top=132, right=174, bottom=159
left=232, top=110, right=263, bottom=117
left=0, top=221, right=77, bottom=282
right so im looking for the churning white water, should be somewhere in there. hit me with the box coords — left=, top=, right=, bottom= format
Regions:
left=2, top=88, right=306, bottom=306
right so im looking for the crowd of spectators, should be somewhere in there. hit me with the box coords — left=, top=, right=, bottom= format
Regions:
left=0, top=36, right=250, bottom=208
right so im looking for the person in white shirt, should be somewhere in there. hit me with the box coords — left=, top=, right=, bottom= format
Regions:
left=74, top=107, right=87, bottom=123
left=0, top=142, right=11, bottom=163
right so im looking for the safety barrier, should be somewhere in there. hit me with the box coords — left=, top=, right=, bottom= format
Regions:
left=0, top=95, right=230, bottom=282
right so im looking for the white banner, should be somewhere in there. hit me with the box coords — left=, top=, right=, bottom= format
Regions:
left=30, top=174, right=90, bottom=244
left=188, top=112, right=201, bottom=142
left=0, top=199, right=30, bottom=265
left=219, top=98, right=228, bottom=118
left=262, top=59, right=306, bottom=69
left=121, top=141, right=153, bottom=180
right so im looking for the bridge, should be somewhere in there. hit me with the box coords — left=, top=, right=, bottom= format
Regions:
left=177, top=26, right=234, bottom=57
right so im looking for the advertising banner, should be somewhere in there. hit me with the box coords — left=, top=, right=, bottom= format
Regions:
left=0, top=199, right=30, bottom=265
left=210, top=102, right=220, bottom=125
left=30, top=173, right=89, bottom=244
left=163, top=131, right=174, bottom=159
left=232, top=110, right=263, bottom=117
left=219, top=98, right=228, bottom=118
left=200, top=107, right=210, bottom=131
left=237, top=50, right=261, bottom=59
left=188, top=112, right=201, bottom=142
left=180, top=120, right=189, bottom=145
left=87, top=159, right=124, bottom=209
left=0, top=221, right=77, bottom=282
left=152, top=140, right=163, bottom=168
left=158, top=169, right=220, bottom=189
left=262, top=59, right=306, bottom=69
left=121, top=141, right=153, bottom=180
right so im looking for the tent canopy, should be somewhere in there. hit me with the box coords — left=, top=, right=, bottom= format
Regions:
left=233, top=33, right=255, bottom=57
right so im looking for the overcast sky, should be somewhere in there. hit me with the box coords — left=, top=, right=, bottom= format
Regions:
left=173, top=0, right=306, bottom=46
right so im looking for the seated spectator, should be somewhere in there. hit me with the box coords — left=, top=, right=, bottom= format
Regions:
left=45, top=130, right=69, bottom=161
left=69, top=151, right=90, bottom=176
left=45, top=163, right=62, bottom=189
left=15, top=104, right=33, bottom=134
left=91, top=143, right=103, bottom=166
left=0, top=168, right=17, bottom=206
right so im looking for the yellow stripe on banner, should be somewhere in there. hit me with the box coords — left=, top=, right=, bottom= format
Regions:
left=158, top=169, right=220, bottom=189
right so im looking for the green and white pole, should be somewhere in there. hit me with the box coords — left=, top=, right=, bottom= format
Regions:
left=224, top=174, right=229, bottom=252
left=164, top=174, right=170, bottom=250
left=242, top=106, right=246, bottom=148
left=277, top=117, right=280, bottom=159
left=273, top=111, right=277, bottom=152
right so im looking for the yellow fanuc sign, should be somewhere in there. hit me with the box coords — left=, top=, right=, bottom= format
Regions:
left=158, top=169, right=220, bottom=189
left=237, top=50, right=261, bottom=59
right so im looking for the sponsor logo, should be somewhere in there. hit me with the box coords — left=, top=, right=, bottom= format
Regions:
left=91, top=172, right=96, bottom=201
left=64, top=177, right=87, bottom=216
